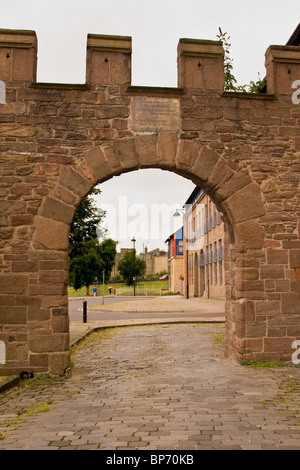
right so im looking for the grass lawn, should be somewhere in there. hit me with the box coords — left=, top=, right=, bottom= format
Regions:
left=68, top=279, right=170, bottom=297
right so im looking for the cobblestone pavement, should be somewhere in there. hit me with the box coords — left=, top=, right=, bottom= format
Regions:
left=1, top=323, right=300, bottom=450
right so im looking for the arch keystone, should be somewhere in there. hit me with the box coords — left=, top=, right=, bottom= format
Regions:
left=157, top=133, right=178, bottom=170
left=135, top=134, right=159, bottom=168
left=113, top=138, right=139, bottom=172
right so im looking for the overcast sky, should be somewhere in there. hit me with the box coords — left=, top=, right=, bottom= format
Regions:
left=1, top=1, right=299, bottom=252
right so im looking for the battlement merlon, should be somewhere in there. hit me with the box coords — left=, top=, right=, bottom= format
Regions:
left=1, top=28, right=300, bottom=96
left=265, top=45, right=300, bottom=96
left=0, top=29, right=37, bottom=82
left=86, top=34, right=132, bottom=85
left=177, top=38, right=225, bottom=91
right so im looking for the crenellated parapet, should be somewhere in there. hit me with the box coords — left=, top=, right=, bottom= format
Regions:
left=0, top=28, right=300, bottom=97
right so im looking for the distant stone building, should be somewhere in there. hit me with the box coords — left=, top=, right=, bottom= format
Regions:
left=111, top=248, right=133, bottom=278
left=144, top=247, right=168, bottom=277
left=111, top=246, right=167, bottom=279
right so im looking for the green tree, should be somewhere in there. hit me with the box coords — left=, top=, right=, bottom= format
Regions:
left=69, top=238, right=103, bottom=294
left=68, top=187, right=117, bottom=294
left=117, top=250, right=146, bottom=286
left=69, top=187, right=104, bottom=257
left=99, top=238, right=118, bottom=283
left=69, top=237, right=117, bottom=295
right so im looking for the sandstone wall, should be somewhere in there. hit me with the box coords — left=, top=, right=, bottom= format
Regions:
left=0, top=30, right=299, bottom=375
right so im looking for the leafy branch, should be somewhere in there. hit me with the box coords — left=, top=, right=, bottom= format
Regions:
left=217, top=27, right=266, bottom=93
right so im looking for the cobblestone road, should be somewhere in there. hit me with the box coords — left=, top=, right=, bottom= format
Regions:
left=1, top=323, right=300, bottom=450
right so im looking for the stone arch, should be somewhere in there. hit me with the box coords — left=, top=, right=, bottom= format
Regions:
left=34, top=135, right=265, bottom=254
left=29, top=134, right=267, bottom=375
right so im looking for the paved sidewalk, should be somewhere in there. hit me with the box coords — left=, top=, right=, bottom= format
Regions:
left=70, top=295, right=225, bottom=341
left=1, top=323, right=300, bottom=450
left=70, top=295, right=225, bottom=343
left=87, top=295, right=225, bottom=313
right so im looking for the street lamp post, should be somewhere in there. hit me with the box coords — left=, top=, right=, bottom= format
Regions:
left=173, top=207, right=189, bottom=299
left=131, top=236, right=136, bottom=296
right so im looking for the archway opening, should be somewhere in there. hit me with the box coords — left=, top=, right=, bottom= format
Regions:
left=67, top=167, right=229, bottom=350
left=23, top=133, right=267, bottom=377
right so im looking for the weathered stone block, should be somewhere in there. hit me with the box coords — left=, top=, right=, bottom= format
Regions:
left=0, top=274, right=27, bottom=294
left=267, top=249, right=288, bottom=265
left=191, top=146, right=219, bottom=182
left=157, top=133, right=178, bottom=170
left=58, top=166, right=92, bottom=199
left=135, top=134, right=159, bottom=168
left=255, top=300, right=281, bottom=316
left=264, top=337, right=294, bottom=353
left=11, top=214, right=34, bottom=226
left=33, top=216, right=69, bottom=250
left=282, top=293, right=300, bottom=314
left=176, top=139, right=200, bottom=172
left=0, top=306, right=27, bottom=324
left=84, top=146, right=113, bottom=182
left=29, top=332, right=69, bottom=353
left=289, top=250, right=300, bottom=269
left=245, top=321, right=266, bottom=338
left=41, top=196, right=75, bottom=225
left=224, top=183, right=265, bottom=224
left=49, top=351, right=70, bottom=376
left=260, top=265, right=285, bottom=280
left=235, top=220, right=265, bottom=249
left=113, top=138, right=139, bottom=171
left=29, top=353, right=49, bottom=370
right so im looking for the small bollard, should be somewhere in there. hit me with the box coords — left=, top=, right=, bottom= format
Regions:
left=83, top=300, right=87, bottom=323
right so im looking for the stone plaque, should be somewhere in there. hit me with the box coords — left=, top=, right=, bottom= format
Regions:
left=131, top=97, right=180, bottom=133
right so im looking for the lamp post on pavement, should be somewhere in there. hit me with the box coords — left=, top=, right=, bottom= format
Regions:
left=173, top=207, right=189, bottom=299
left=131, top=236, right=136, bottom=297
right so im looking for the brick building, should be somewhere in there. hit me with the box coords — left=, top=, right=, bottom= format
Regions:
left=167, top=187, right=225, bottom=300
left=185, top=187, right=225, bottom=300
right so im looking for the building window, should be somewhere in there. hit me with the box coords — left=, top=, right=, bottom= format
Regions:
left=214, top=241, right=217, bottom=285
left=210, top=244, right=213, bottom=285
left=218, top=239, right=223, bottom=286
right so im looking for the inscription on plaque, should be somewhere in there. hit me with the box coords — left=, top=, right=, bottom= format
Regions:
left=131, top=97, right=180, bottom=133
